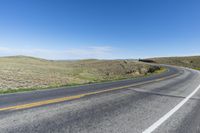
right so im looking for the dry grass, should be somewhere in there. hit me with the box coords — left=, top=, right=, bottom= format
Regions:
left=0, top=56, right=161, bottom=92
left=150, top=56, right=200, bottom=69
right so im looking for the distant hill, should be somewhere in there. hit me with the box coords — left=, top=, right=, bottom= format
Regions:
left=150, top=56, right=200, bottom=69
left=0, top=56, right=161, bottom=92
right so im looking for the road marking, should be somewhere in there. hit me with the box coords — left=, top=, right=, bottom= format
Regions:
left=0, top=94, right=85, bottom=111
left=143, top=82, right=200, bottom=133
left=0, top=73, right=179, bottom=111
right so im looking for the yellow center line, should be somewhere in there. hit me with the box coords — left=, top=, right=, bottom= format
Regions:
left=0, top=73, right=179, bottom=111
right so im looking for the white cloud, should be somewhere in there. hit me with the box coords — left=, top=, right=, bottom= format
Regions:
left=0, top=46, right=113, bottom=60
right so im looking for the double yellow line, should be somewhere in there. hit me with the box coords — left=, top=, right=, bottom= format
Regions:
left=0, top=73, right=179, bottom=112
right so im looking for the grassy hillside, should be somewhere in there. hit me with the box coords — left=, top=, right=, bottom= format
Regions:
left=150, top=56, right=200, bottom=69
left=0, top=56, right=162, bottom=93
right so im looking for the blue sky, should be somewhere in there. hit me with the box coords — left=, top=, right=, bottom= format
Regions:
left=0, top=0, right=200, bottom=59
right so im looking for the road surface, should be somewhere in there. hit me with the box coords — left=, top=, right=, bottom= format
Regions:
left=0, top=65, right=200, bottom=133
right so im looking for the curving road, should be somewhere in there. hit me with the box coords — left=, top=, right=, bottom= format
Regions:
left=0, top=65, right=200, bottom=133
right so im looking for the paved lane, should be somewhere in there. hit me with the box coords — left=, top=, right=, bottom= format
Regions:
left=0, top=66, right=200, bottom=133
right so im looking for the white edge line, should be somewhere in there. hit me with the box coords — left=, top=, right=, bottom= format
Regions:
left=143, top=71, right=200, bottom=133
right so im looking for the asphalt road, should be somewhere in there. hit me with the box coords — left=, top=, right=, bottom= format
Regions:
left=0, top=65, right=200, bottom=133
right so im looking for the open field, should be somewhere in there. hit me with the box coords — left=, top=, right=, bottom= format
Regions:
left=150, top=56, right=200, bottom=70
left=0, top=56, right=162, bottom=93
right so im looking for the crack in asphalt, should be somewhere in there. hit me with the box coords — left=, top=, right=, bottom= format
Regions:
left=129, top=88, right=200, bottom=101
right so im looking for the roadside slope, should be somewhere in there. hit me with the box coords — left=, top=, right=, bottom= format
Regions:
left=0, top=56, right=161, bottom=93
left=150, top=56, right=200, bottom=69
